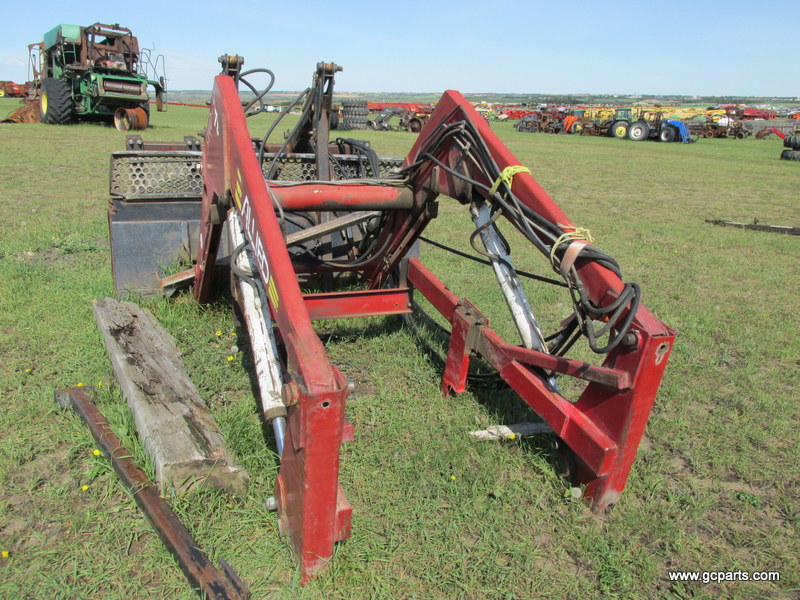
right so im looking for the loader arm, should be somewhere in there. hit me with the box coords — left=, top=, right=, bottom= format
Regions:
left=193, top=72, right=675, bottom=583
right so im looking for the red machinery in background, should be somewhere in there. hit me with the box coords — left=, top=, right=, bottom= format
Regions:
left=109, top=56, right=675, bottom=583
left=0, top=80, right=30, bottom=97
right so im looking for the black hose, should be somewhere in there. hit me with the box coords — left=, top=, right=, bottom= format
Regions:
left=401, top=116, right=641, bottom=355
left=229, top=242, right=259, bottom=291
left=236, top=67, right=275, bottom=115
left=417, top=236, right=567, bottom=287
left=258, top=88, right=311, bottom=169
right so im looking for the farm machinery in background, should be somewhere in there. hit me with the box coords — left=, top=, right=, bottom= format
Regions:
left=515, top=107, right=632, bottom=136
left=475, top=107, right=508, bottom=121
left=724, top=105, right=778, bottom=120
left=0, top=80, right=31, bottom=97
left=367, top=105, right=405, bottom=130
left=106, top=55, right=675, bottom=584
left=3, top=23, right=166, bottom=130
left=515, top=108, right=568, bottom=133
left=508, top=103, right=789, bottom=143
left=564, top=107, right=636, bottom=138
left=626, top=111, right=694, bottom=143
left=686, top=115, right=751, bottom=139
left=514, top=107, right=640, bottom=138
left=367, top=105, right=433, bottom=132
left=781, top=134, right=800, bottom=160
left=514, top=106, right=695, bottom=142
left=760, top=130, right=800, bottom=161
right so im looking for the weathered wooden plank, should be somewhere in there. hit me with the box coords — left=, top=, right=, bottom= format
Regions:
left=92, top=297, right=249, bottom=496
left=705, top=219, right=800, bottom=235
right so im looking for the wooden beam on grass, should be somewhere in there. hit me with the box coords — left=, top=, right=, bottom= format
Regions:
left=705, top=219, right=799, bottom=235
left=92, top=297, right=249, bottom=496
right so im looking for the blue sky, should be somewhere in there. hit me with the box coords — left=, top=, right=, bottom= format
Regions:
left=1, top=0, right=798, bottom=97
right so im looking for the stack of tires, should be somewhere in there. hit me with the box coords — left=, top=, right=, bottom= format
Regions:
left=780, top=135, right=800, bottom=161
left=340, top=99, right=369, bottom=130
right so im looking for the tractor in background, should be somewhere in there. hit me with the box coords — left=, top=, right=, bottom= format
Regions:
left=514, top=108, right=566, bottom=133
left=627, top=111, right=693, bottom=143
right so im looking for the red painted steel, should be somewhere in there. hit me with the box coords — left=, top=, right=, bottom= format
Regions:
left=198, top=76, right=352, bottom=582
left=406, top=261, right=617, bottom=476
left=405, top=256, right=673, bottom=507
left=269, top=183, right=413, bottom=211
left=195, top=75, right=675, bottom=582
left=399, top=92, right=673, bottom=509
left=498, top=342, right=631, bottom=390
left=505, top=109, right=537, bottom=120
left=303, top=288, right=411, bottom=321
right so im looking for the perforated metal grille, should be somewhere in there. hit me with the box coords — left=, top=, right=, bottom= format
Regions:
left=261, top=153, right=404, bottom=181
left=110, top=151, right=203, bottom=200
left=110, top=152, right=405, bottom=200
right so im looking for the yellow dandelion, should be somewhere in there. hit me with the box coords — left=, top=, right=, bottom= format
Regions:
left=449, top=475, right=456, bottom=481
left=92, top=449, right=101, bottom=457
left=226, top=356, right=234, bottom=362
left=76, top=382, right=84, bottom=387
left=508, top=433, right=517, bottom=440
left=215, top=330, right=222, bottom=336
left=24, top=368, right=31, bottom=373
left=97, top=381, right=103, bottom=387
left=81, top=485, right=89, bottom=491
left=1, top=551, right=9, bottom=558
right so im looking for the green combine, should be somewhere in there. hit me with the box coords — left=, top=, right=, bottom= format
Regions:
left=15, top=23, right=166, bottom=130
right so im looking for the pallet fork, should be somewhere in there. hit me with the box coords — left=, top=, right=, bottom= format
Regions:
left=108, top=58, right=675, bottom=583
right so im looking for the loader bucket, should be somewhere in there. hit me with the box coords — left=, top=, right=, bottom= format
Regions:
left=107, top=149, right=229, bottom=295
left=2, top=99, right=41, bottom=124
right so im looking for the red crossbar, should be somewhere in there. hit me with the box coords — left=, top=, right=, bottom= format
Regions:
left=303, top=288, right=411, bottom=320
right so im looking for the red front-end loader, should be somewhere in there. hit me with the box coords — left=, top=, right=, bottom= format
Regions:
left=107, top=55, right=676, bottom=583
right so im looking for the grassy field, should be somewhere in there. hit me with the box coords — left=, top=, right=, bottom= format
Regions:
left=0, top=96, right=798, bottom=600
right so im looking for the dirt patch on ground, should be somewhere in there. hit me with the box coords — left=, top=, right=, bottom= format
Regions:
left=1, top=443, right=82, bottom=552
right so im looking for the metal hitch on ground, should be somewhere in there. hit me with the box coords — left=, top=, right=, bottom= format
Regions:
left=106, top=55, right=676, bottom=584
left=55, top=386, right=251, bottom=600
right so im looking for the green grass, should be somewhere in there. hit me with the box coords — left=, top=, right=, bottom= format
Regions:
left=0, top=97, right=798, bottom=599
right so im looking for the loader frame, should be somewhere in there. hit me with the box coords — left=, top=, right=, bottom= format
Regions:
left=181, top=69, right=675, bottom=583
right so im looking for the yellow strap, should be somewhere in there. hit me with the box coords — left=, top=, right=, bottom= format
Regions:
left=549, top=227, right=595, bottom=270
left=488, top=165, right=531, bottom=197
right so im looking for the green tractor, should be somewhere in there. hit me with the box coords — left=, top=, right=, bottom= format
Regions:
left=28, top=23, right=166, bottom=130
